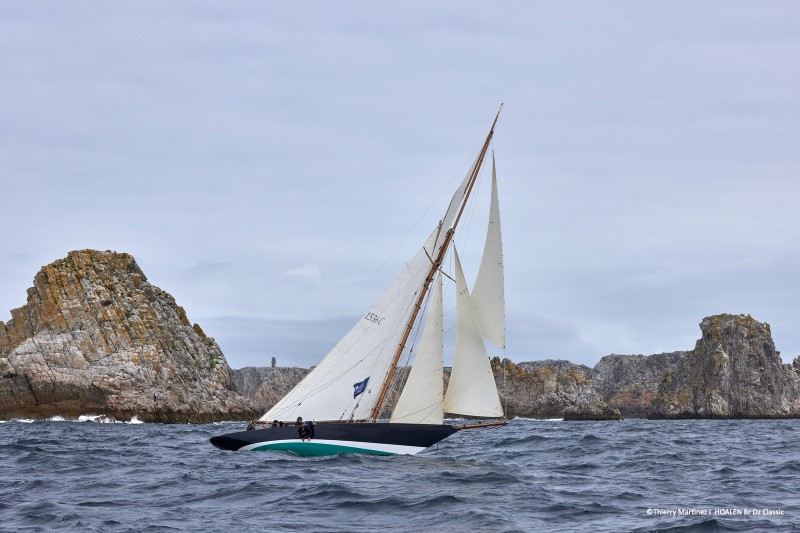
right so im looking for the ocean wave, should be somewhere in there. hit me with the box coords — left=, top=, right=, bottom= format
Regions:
left=1, top=418, right=797, bottom=532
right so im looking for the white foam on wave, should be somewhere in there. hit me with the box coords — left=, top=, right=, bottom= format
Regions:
left=77, top=415, right=123, bottom=423
left=3, top=414, right=145, bottom=424
left=513, top=416, right=563, bottom=422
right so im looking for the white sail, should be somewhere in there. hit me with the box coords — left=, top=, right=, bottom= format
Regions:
left=390, top=274, right=444, bottom=425
left=471, top=155, right=505, bottom=348
left=443, top=248, right=504, bottom=418
left=436, top=154, right=478, bottom=249
left=260, top=228, right=441, bottom=422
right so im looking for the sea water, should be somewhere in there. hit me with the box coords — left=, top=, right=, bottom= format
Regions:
left=0, top=418, right=797, bottom=532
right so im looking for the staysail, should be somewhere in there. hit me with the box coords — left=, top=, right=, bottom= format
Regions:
left=443, top=247, right=504, bottom=418
left=471, top=154, right=505, bottom=348
left=390, top=274, right=444, bottom=424
left=389, top=274, right=444, bottom=424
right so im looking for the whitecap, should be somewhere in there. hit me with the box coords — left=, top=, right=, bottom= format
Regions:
left=77, top=415, right=120, bottom=423
left=128, top=416, right=144, bottom=424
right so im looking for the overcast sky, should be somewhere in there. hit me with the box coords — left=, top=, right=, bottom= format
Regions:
left=1, top=2, right=798, bottom=369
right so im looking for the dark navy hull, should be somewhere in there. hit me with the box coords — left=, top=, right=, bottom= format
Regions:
left=210, top=422, right=459, bottom=456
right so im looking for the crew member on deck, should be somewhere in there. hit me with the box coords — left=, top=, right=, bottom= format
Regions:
left=296, top=417, right=313, bottom=441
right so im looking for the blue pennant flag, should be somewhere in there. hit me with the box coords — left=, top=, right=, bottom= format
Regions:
left=353, top=377, right=370, bottom=399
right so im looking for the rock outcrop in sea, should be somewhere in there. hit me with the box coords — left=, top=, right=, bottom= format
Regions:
left=592, top=314, right=800, bottom=418
left=234, top=366, right=311, bottom=414
left=7, top=258, right=792, bottom=425
left=0, top=250, right=257, bottom=422
left=234, top=358, right=623, bottom=420
left=591, top=351, right=686, bottom=418
left=234, top=314, right=800, bottom=420
left=493, top=358, right=622, bottom=420
left=650, top=314, right=800, bottom=418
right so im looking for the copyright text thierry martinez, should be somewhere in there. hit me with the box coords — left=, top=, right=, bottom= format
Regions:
left=647, top=508, right=785, bottom=517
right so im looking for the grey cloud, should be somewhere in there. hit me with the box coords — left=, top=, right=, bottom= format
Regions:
left=1, top=1, right=798, bottom=367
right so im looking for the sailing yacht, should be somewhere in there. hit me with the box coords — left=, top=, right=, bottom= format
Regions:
left=211, top=108, right=507, bottom=456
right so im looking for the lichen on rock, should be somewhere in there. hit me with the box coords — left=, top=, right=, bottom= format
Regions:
left=650, top=314, right=800, bottom=418
left=0, top=249, right=257, bottom=422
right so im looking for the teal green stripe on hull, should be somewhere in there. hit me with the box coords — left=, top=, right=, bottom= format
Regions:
left=251, top=441, right=396, bottom=457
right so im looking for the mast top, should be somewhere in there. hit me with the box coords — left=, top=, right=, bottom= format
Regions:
left=491, top=104, right=503, bottom=132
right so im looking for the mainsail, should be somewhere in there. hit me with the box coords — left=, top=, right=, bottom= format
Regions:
left=259, top=153, right=483, bottom=424
left=260, top=228, right=441, bottom=422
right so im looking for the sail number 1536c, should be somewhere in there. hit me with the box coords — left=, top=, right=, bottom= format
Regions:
left=364, top=312, right=385, bottom=325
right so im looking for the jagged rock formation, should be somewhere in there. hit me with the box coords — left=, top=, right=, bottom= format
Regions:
left=234, top=366, right=311, bottom=413
left=651, top=314, right=800, bottom=418
left=493, top=358, right=622, bottom=420
left=235, top=359, right=622, bottom=420
left=234, top=366, right=417, bottom=419
left=592, top=352, right=686, bottom=417
left=227, top=314, right=800, bottom=421
left=0, top=250, right=258, bottom=422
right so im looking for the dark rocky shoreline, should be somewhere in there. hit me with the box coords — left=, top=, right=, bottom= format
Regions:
left=2, top=250, right=799, bottom=422
left=0, top=250, right=257, bottom=423
left=234, top=314, right=800, bottom=421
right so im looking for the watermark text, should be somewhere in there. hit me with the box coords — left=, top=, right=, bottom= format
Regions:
left=646, top=508, right=785, bottom=517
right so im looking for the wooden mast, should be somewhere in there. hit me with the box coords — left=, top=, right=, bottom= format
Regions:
left=370, top=105, right=503, bottom=421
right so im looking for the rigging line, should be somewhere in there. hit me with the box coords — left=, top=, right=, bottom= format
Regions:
left=371, top=108, right=501, bottom=420
left=298, top=252, right=433, bottom=391
left=438, top=267, right=455, bottom=283
left=385, top=283, right=435, bottom=409
left=402, top=276, right=435, bottom=365
left=272, top=276, right=430, bottom=420
left=266, top=325, right=405, bottom=417
left=454, top=162, right=488, bottom=281
left=384, top=282, right=434, bottom=402
left=390, top=400, right=443, bottom=422
left=335, top=147, right=483, bottom=321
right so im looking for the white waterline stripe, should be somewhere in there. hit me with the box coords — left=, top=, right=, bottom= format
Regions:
left=238, top=438, right=426, bottom=455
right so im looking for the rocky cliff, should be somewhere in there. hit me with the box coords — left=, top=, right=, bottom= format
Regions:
left=235, top=314, right=800, bottom=421
left=234, top=366, right=311, bottom=413
left=494, top=358, right=622, bottom=420
left=591, top=314, right=800, bottom=418
left=651, top=314, right=800, bottom=418
left=592, top=351, right=686, bottom=417
left=234, top=358, right=622, bottom=420
left=0, top=250, right=257, bottom=422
